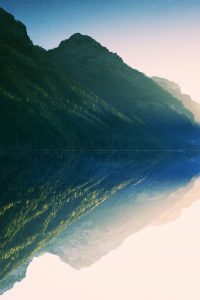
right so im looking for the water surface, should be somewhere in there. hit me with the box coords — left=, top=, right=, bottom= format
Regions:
left=0, top=151, right=200, bottom=294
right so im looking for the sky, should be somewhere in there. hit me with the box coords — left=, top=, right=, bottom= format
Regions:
left=0, top=0, right=200, bottom=101
left=2, top=177, right=200, bottom=300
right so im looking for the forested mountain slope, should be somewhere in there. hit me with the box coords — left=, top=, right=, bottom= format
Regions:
left=0, top=7, right=199, bottom=150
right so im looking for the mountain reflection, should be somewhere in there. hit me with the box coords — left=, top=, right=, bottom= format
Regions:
left=0, top=151, right=200, bottom=294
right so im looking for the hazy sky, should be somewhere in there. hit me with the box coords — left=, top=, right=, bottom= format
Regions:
left=1, top=0, right=200, bottom=101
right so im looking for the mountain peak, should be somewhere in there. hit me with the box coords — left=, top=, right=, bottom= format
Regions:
left=58, top=33, right=101, bottom=49
left=69, top=33, right=92, bottom=41
left=54, top=32, right=125, bottom=68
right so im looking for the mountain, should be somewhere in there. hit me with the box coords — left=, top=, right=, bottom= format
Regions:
left=48, top=33, right=200, bottom=149
left=0, top=7, right=199, bottom=150
left=1, top=6, right=200, bottom=294
left=0, top=8, right=150, bottom=151
left=152, top=76, right=200, bottom=123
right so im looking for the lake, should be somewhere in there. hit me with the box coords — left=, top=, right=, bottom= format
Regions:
left=0, top=151, right=200, bottom=297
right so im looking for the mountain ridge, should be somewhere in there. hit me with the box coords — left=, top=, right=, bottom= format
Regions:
left=0, top=6, right=200, bottom=293
left=48, top=32, right=200, bottom=149
left=0, top=7, right=199, bottom=151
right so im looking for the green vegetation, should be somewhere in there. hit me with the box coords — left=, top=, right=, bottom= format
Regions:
left=0, top=8, right=199, bottom=151
left=0, top=9, right=140, bottom=150
left=0, top=151, right=161, bottom=282
left=0, top=6, right=200, bottom=293
left=49, top=33, right=200, bottom=149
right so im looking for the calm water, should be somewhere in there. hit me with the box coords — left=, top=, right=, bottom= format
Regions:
left=0, top=151, right=200, bottom=294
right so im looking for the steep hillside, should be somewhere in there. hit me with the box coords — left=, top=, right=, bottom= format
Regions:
left=48, top=33, right=200, bottom=149
left=1, top=6, right=200, bottom=293
left=0, top=8, right=199, bottom=150
left=0, top=8, right=151, bottom=150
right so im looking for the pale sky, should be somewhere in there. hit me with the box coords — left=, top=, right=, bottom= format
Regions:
left=102, top=17, right=200, bottom=103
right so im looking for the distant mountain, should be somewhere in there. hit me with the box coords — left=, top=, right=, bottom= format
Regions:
left=152, top=77, right=200, bottom=123
left=0, top=7, right=200, bottom=151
